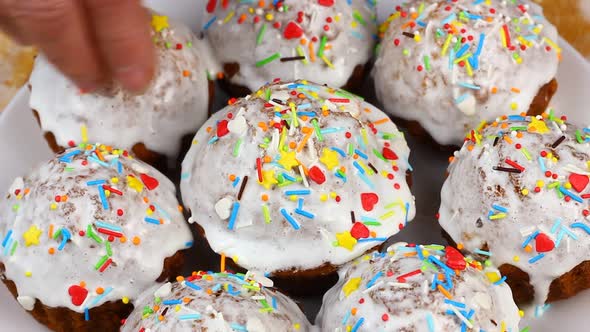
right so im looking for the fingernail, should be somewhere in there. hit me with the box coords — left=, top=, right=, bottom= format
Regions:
left=115, top=66, right=152, bottom=93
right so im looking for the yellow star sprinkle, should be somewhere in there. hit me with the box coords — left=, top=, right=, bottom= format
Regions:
left=342, top=277, right=362, bottom=297
left=258, top=170, right=278, bottom=190
left=336, top=231, right=357, bottom=251
left=278, top=151, right=299, bottom=170
left=151, top=15, right=169, bottom=32
left=23, top=225, right=42, bottom=247
left=527, top=117, right=549, bottom=134
left=127, top=176, right=144, bottom=193
left=320, top=148, right=340, bottom=170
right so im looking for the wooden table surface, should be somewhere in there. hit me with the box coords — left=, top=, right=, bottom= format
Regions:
left=0, top=0, right=589, bottom=111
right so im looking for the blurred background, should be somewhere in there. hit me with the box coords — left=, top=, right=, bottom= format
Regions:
left=0, top=0, right=588, bottom=111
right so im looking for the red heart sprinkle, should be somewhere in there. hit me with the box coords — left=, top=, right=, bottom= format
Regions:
left=382, top=147, right=398, bottom=160
left=68, top=285, right=88, bottom=306
left=360, top=193, right=379, bottom=211
left=445, top=246, right=466, bottom=270
left=217, top=120, right=229, bottom=137
left=569, top=173, right=589, bottom=193
left=318, top=0, right=335, bottom=6
left=308, top=166, right=326, bottom=185
left=206, top=0, right=217, bottom=13
left=140, top=173, right=159, bottom=191
left=283, top=21, right=304, bottom=39
left=350, top=222, right=370, bottom=239
left=535, top=233, right=555, bottom=253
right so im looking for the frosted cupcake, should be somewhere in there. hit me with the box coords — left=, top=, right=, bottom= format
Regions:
left=440, top=112, right=590, bottom=304
left=121, top=271, right=312, bottom=331
left=373, top=0, right=559, bottom=146
left=0, top=144, right=193, bottom=331
left=29, top=13, right=217, bottom=167
left=204, top=0, right=377, bottom=95
left=317, top=242, right=521, bottom=331
left=181, top=80, right=415, bottom=294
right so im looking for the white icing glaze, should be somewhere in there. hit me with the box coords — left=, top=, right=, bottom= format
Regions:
left=181, top=80, right=415, bottom=274
left=204, top=0, right=377, bottom=91
left=317, top=243, right=520, bottom=331
left=373, top=0, right=560, bottom=145
left=120, top=271, right=312, bottom=332
left=439, top=114, right=590, bottom=304
left=29, top=14, right=216, bottom=157
left=0, top=145, right=192, bottom=313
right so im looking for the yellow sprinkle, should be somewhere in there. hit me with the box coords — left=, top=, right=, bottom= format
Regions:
left=320, top=194, right=328, bottom=202
left=294, top=323, right=301, bottom=330
left=289, top=195, right=298, bottom=201
left=521, top=188, right=529, bottom=196
left=536, top=180, right=545, bottom=188
left=25, top=271, right=32, bottom=277
left=342, top=277, right=362, bottom=296
left=50, top=203, right=58, bottom=210
left=441, top=34, right=453, bottom=56
left=81, top=125, right=88, bottom=143
left=565, top=182, right=572, bottom=190
left=122, top=297, right=130, bottom=304
left=510, top=102, right=518, bottom=110
left=111, top=177, right=119, bottom=184
left=513, top=256, right=520, bottom=262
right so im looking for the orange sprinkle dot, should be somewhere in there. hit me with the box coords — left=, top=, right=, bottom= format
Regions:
left=467, top=145, right=474, bottom=152
left=520, top=112, right=527, bottom=117
left=143, top=197, right=149, bottom=203
left=501, top=115, right=508, bottom=120
left=159, top=219, right=164, bottom=224
left=120, top=236, right=127, bottom=243
left=302, top=127, right=312, bottom=134
left=511, top=87, right=521, bottom=93
left=79, top=281, right=86, bottom=288
left=448, top=156, right=455, bottom=163
left=322, top=110, right=329, bottom=117
left=264, top=156, right=272, bottom=163
left=369, top=231, right=377, bottom=238
left=182, top=70, right=191, bottom=77
left=176, top=276, right=185, bottom=282
left=298, top=93, right=306, bottom=99
left=132, top=236, right=141, bottom=246
left=158, top=315, right=164, bottom=321
left=183, top=297, right=191, bottom=303
left=216, top=72, right=224, bottom=80
left=177, top=205, right=184, bottom=212
left=206, top=127, right=212, bottom=133
left=48, top=247, right=55, bottom=255
left=289, top=142, right=297, bottom=149
left=96, top=287, right=104, bottom=294
left=516, top=132, right=523, bottom=138
left=153, top=305, right=160, bottom=312
left=206, top=288, right=213, bottom=295
left=300, top=38, right=307, bottom=45
left=353, top=155, right=359, bottom=160
left=457, top=243, right=464, bottom=250
left=501, top=123, right=509, bottom=129
left=229, top=174, right=236, bottom=181
left=261, top=194, right=269, bottom=201
left=351, top=308, right=358, bottom=315
left=524, top=245, right=532, bottom=253
left=61, top=195, right=68, bottom=202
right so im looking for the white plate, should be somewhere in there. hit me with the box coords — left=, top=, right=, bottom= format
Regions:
left=1, top=1, right=590, bottom=331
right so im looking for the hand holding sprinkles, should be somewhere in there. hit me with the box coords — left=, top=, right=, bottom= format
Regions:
left=204, top=0, right=378, bottom=92
left=120, top=271, right=312, bottom=332
left=316, top=242, right=521, bottom=332
left=439, top=111, right=590, bottom=305
left=181, top=79, right=416, bottom=282
left=0, top=143, right=192, bottom=331
left=373, top=0, right=560, bottom=146
left=29, top=13, right=217, bottom=163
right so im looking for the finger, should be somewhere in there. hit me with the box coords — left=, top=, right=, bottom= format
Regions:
left=83, top=0, right=155, bottom=93
left=5, top=0, right=104, bottom=91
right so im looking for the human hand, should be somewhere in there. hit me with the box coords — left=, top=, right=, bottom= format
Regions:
left=0, top=0, right=156, bottom=92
